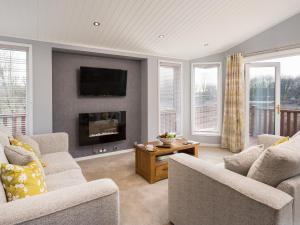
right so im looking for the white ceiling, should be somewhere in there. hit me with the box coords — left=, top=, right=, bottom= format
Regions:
left=0, top=0, right=300, bottom=59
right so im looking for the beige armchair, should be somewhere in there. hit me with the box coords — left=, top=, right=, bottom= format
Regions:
left=168, top=134, right=300, bottom=225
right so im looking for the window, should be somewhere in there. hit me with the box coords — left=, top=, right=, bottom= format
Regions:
left=159, top=61, right=182, bottom=135
left=0, top=44, right=31, bottom=135
left=191, top=63, right=221, bottom=135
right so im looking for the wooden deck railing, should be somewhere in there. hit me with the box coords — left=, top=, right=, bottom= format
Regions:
left=0, top=113, right=26, bottom=135
left=280, top=109, right=300, bottom=136
left=250, top=105, right=300, bottom=137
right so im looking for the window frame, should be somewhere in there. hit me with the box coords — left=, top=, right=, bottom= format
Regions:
left=158, top=60, right=183, bottom=136
left=0, top=41, right=33, bottom=135
left=191, top=62, right=222, bottom=136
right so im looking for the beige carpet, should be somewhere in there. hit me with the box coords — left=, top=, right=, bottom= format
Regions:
left=78, top=147, right=232, bottom=225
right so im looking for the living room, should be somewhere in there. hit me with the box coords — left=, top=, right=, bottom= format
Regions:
left=0, top=1, right=300, bottom=225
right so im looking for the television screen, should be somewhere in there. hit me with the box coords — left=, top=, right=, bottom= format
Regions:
left=79, top=67, right=127, bottom=96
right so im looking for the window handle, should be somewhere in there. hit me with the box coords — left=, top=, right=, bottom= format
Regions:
left=276, top=105, right=281, bottom=114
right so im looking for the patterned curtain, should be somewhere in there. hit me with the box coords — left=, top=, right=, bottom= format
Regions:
left=221, top=53, right=244, bottom=153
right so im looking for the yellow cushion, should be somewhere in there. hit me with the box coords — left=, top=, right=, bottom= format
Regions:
left=10, top=139, right=46, bottom=167
left=1, top=161, right=47, bottom=201
left=271, top=136, right=289, bottom=147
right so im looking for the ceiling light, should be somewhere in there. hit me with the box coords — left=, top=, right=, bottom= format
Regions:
left=93, top=21, right=101, bottom=26
left=203, top=43, right=209, bottom=47
left=158, top=34, right=165, bottom=39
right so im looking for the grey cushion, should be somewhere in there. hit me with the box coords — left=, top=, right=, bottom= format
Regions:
left=0, top=144, right=8, bottom=164
left=45, top=169, right=86, bottom=191
left=248, top=146, right=300, bottom=187
left=42, top=152, right=80, bottom=175
left=4, top=145, right=45, bottom=177
left=0, top=144, right=8, bottom=203
left=223, top=145, right=264, bottom=176
left=292, top=130, right=300, bottom=139
left=0, top=130, right=10, bottom=147
left=14, top=134, right=41, bottom=158
left=4, top=145, right=36, bottom=166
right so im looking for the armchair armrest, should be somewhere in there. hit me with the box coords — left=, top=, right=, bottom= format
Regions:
left=31, top=132, right=68, bottom=154
left=0, top=179, right=119, bottom=225
left=257, top=134, right=284, bottom=149
left=169, top=154, right=293, bottom=225
left=277, top=175, right=300, bottom=225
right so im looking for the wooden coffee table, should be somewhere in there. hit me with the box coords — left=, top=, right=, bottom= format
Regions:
left=135, top=139, right=199, bottom=183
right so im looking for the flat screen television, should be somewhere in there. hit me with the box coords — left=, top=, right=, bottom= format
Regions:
left=79, top=67, right=127, bottom=96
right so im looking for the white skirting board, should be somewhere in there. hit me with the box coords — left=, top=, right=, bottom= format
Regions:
left=199, top=143, right=221, bottom=147
left=75, top=148, right=135, bottom=162
left=75, top=143, right=220, bottom=162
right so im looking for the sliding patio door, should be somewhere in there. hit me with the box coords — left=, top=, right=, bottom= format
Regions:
left=245, top=62, right=280, bottom=146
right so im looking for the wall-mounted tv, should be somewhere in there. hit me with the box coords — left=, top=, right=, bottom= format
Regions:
left=79, top=67, right=127, bottom=96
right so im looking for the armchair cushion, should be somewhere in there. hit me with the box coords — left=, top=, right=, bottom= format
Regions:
left=4, top=145, right=44, bottom=176
left=45, top=169, right=86, bottom=191
left=14, top=134, right=41, bottom=158
left=42, top=152, right=80, bottom=175
left=1, top=161, right=47, bottom=202
left=223, top=145, right=264, bottom=175
left=257, top=134, right=283, bottom=149
left=248, top=146, right=300, bottom=186
left=0, top=144, right=8, bottom=203
left=31, top=133, right=68, bottom=154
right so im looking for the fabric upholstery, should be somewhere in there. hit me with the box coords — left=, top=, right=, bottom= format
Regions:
left=271, top=136, right=289, bottom=146
left=14, top=134, right=41, bottom=158
left=0, top=144, right=8, bottom=203
left=1, top=161, right=47, bottom=202
left=248, top=146, right=300, bottom=187
left=4, top=145, right=45, bottom=176
left=168, top=153, right=293, bottom=225
left=292, top=130, right=300, bottom=138
left=42, top=152, right=80, bottom=175
left=0, top=132, right=119, bottom=225
left=223, top=144, right=264, bottom=175
left=45, top=169, right=86, bottom=191
left=5, top=145, right=37, bottom=166
left=257, top=134, right=284, bottom=149
left=221, top=53, right=244, bottom=153
left=31, top=132, right=68, bottom=154
left=274, top=133, right=300, bottom=151
left=0, top=144, right=8, bottom=164
left=0, top=179, right=119, bottom=225
left=277, top=175, right=300, bottom=225
left=10, top=138, right=45, bottom=168
left=0, top=128, right=10, bottom=147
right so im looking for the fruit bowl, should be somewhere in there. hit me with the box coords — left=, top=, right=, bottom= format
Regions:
left=159, top=137, right=175, bottom=146
left=157, top=132, right=176, bottom=146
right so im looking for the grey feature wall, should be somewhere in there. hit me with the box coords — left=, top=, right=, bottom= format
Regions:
left=52, top=51, right=142, bottom=158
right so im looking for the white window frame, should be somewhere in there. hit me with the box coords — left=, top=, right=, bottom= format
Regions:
left=0, top=41, right=33, bottom=135
left=191, top=62, right=222, bottom=136
left=158, top=60, right=183, bottom=136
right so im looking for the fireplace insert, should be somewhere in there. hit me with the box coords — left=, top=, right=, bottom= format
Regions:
left=79, top=111, right=126, bottom=146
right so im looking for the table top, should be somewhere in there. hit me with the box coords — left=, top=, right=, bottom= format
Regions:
left=137, top=139, right=199, bottom=156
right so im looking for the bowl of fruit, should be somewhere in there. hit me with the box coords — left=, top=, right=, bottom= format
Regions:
left=158, top=132, right=176, bottom=146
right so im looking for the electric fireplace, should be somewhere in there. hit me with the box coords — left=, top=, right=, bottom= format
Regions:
left=79, top=111, right=126, bottom=146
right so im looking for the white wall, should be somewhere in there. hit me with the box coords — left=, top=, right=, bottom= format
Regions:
left=190, top=12, right=300, bottom=145
left=0, top=35, right=188, bottom=141
left=0, top=36, right=53, bottom=134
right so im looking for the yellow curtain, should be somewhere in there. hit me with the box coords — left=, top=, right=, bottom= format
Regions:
left=221, top=53, right=244, bottom=153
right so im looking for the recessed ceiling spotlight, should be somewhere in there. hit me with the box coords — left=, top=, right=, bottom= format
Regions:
left=93, top=21, right=101, bottom=26
left=203, top=43, right=209, bottom=47
left=158, top=34, right=165, bottom=39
